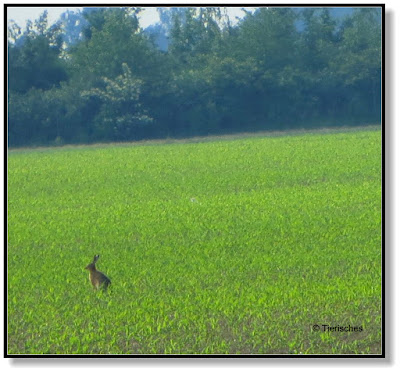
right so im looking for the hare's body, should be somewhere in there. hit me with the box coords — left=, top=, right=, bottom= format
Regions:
left=85, top=255, right=111, bottom=290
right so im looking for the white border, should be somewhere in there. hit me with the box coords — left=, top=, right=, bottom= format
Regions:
left=1, top=1, right=396, bottom=370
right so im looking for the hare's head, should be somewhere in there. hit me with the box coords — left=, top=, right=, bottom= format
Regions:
left=85, top=254, right=100, bottom=271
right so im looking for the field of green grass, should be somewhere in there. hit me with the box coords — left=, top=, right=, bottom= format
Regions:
left=7, top=127, right=382, bottom=355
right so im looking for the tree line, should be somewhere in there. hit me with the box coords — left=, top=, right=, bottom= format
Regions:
left=7, top=7, right=382, bottom=147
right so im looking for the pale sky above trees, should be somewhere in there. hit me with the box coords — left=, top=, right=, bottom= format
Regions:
left=7, top=6, right=253, bottom=29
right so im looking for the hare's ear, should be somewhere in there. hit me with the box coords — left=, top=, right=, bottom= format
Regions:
left=93, top=255, right=100, bottom=263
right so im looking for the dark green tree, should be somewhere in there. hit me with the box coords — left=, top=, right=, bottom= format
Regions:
left=70, top=8, right=153, bottom=80
left=334, top=8, right=382, bottom=120
left=7, top=6, right=382, bottom=147
left=235, top=8, right=299, bottom=70
left=81, top=63, right=153, bottom=141
left=8, top=11, right=67, bottom=93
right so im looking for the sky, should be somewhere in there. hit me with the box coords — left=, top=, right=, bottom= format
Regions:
left=7, top=7, right=157, bottom=28
left=6, top=6, right=251, bottom=29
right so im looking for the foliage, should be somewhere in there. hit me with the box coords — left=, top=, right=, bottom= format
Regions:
left=81, top=63, right=153, bottom=141
left=8, top=11, right=67, bottom=94
left=70, top=7, right=146, bottom=79
left=8, top=128, right=381, bottom=354
left=7, top=7, right=382, bottom=147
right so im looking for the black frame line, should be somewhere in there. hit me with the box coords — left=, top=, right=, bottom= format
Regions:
left=4, top=2, right=385, bottom=359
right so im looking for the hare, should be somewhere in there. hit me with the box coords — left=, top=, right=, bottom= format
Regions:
left=85, top=254, right=111, bottom=290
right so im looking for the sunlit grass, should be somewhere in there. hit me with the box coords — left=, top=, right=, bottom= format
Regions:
left=7, top=128, right=381, bottom=354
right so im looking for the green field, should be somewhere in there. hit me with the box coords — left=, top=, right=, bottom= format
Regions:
left=7, top=128, right=382, bottom=355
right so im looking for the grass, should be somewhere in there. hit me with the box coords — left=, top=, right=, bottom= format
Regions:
left=7, top=128, right=382, bottom=355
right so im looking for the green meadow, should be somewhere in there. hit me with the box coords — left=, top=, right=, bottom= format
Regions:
left=7, top=128, right=382, bottom=355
